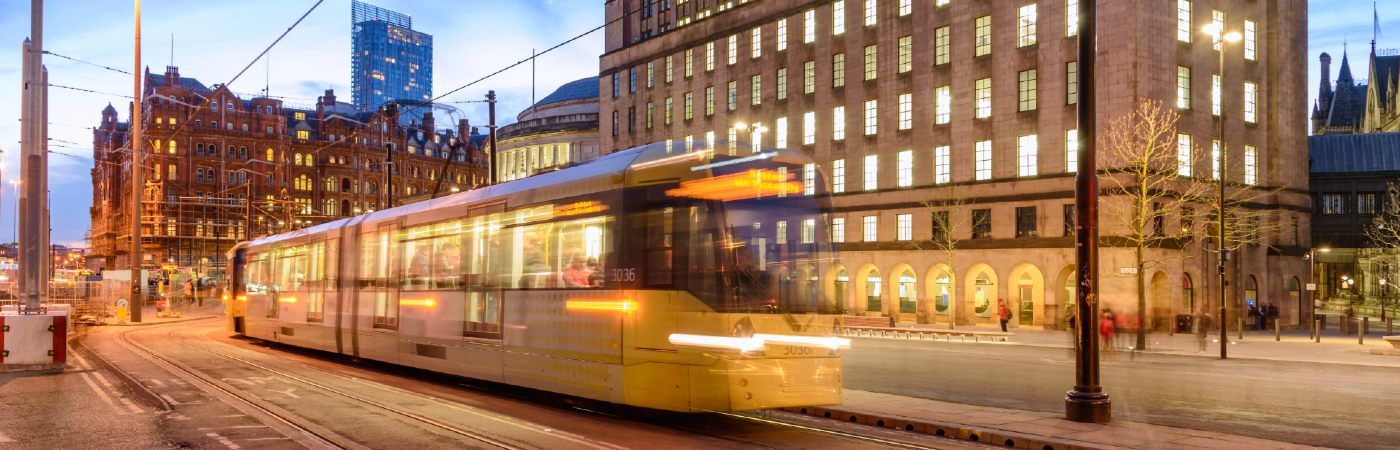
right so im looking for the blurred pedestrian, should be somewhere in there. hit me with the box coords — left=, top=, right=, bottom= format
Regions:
left=997, top=298, right=1012, bottom=332
left=1267, top=303, right=1279, bottom=330
left=1195, top=308, right=1211, bottom=352
left=1100, top=310, right=1116, bottom=351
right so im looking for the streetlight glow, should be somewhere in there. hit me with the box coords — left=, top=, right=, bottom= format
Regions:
left=1223, top=31, right=1243, bottom=43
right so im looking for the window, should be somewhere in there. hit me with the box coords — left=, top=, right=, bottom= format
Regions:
left=896, top=150, right=914, bottom=187
left=629, top=67, right=638, bottom=92
left=1320, top=194, right=1347, bottom=215
left=1212, top=74, right=1222, bottom=116
left=612, top=73, right=620, bottom=97
left=897, top=35, right=913, bottom=73
left=776, top=221, right=788, bottom=241
left=803, top=10, right=816, bottom=43
left=935, top=146, right=951, bottom=184
left=706, top=130, right=716, bottom=152
left=1018, top=70, right=1038, bottom=111
left=1244, top=145, right=1257, bottom=185
left=897, top=214, right=912, bottom=241
left=1177, top=133, right=1193, bottom=176
left=297, top=130, right=310, bottom=140
left=863, top=154, right=879, bottom=191
left=935, top=85, right=951, bottom=124
left=833, top=106, right=847, bottom=140
left=666, top=55, right=674, bottom=82
left=804, top=163, right=816, bottom=195
left=1066, top=0, right=1079, bottom=36
left=1358, top=193, right=1380, bottom=214
left=705, top=86, right=715, bottom=116
left=804, top=60, right=816, bottom=94
left=1018, top=135, right=1038, bottom=177
left=1017, top=4, right=1037, bottom=47
left=778, top=18, right=789, bottom=50
left=833, top=158, right=846, bottom=192
left=863, top=215, right=878, bottom=242
left=776, top=117, right=789, bottom=148
left=803, top=111, right=816, bottom=145
left=899, top=0, right=911, bottom=16
left=976, top=140, right=993, bottom=180
left=864, top=100, right=878, bottom=135
left=1177, top=0, right=1192, bottom=42
left=864, top=0, right=877, bottom=26
left=972, top=209, right=992, bottom=239
left=1244, top=82, right=1258, bottom=123
left=802, top=219, right=816, bottom=244
left=935, top=26, right=950, bottom=65
left=975, top=16, right=992, bottom=56
left=1066, top=129, right=1079, bottom=173
left=833, top=53, right=846, bottom=87
left=611, top=111, right=620, bottom=135
left=1067, top=62, right=1078, bottom=104
left=1181, top=207, right=1194, bottom=236
left=898, top=93, right=913, bottom=130
left=1016, top=207, right=1038, bottom=238
left=832, top=217, right=846, bottom=242
left=750, top=75, right=762, bottom=105
left=646, top=102, right=654, bottom=128
left=647, top=62, right=654, bottom=88
left=728, top=128, right=738, bottom=155
left=833, top=0, right=846, bottom=35
left=1244, top=20, right=1257, bottom=61
left=665, top=97, right=674, bottom=124
left=1211, top=10, right=1225, bottom=51
left=931, top=211, right=950, bottom=241
left=752, top=27, right=763, bottom=58
left=685, top=48, right=694, bottom=77
left=1064, top=204, right=1076, bottom=236
left=727, top=35, right=737, bottom=65
left=864, top=44, right=878, bottom=80
left=777, top=68, right=788, bottom=100
left=705, top=41, right=715, bottom=71
left=1176, top=66, right=1191, bottom=109
left=975, top=78, right=992, bottom=118
left=1211, top=139, right=1221, bottom=180
left=684, top=92, right=694, bottom=120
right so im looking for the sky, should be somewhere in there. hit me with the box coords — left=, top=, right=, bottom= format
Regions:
left=0, top=0, right=1393, bottom=246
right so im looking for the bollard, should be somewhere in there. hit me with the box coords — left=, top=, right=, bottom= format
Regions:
left=1315, top=317, right=1323, bottom=343
left=1359, top=317, right=1366, bottom=345
left=1275, top=318, right=1281, bottom=341
left=1389, top=318, right=1394, bottom=336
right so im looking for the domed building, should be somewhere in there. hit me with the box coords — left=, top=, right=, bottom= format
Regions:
left=496, top=77, right=600, bottom=182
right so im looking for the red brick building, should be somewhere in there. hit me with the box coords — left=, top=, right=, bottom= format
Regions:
left=88, top=66, right=488, bottom=275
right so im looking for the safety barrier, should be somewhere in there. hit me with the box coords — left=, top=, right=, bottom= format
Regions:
left=840, top=325, right=1013, bottom=342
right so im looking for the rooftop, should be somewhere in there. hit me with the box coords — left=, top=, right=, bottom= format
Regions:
left=1309, top=132, right=1400, bottom=173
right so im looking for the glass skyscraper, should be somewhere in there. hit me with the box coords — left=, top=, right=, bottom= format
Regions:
left=351, top=0, right=433, bottom=110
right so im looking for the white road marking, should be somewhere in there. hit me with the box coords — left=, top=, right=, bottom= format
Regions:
left=205, top=432, right=242, bottom=450
left=265, top=387, right=300, bottom=399
left=76, top=367, right=122, bottom=413
left=242, top=437, right=292, bottom=442
left=91, top=370, right=144, bottom=414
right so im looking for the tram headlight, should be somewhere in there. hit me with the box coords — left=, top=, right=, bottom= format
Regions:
left=668, top=334, right=765, bottom=353
left=752, top=334, right=851, bottom=351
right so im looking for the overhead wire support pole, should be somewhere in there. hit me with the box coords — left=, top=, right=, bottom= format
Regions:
left=20, top=0, right=49, bottom=313
left=1065, top=0, right=1110, bottom=424
left=487, top=91, right=497, bottom=185
left=130, top=0, right=144, bottom=322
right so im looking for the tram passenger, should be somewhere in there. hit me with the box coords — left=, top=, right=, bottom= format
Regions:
left=586, top=257, right=604, bottom=287
left=563, top=254, right=591, bottom=288
left=406, top=246, right=431, bottom=289
left=433, top=241, right=461, bottom=289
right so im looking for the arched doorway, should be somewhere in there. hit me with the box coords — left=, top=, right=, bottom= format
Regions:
left=832, top=266, right=850, bottom=314
left=897, top=269, right=917, bottom=317
left=1007, top=263, right=1045, bottom=327
left=926, top=265, right=955, bottom=324
left=1150, top=271, right=1170, bottom=331
left=1053, top=265, right=1076, bottom=330
left=1183, top=274, right=1195, bottom=313
left=854, top=264, right=882, bottom=315
left=1288, top=277, right=1302, bottom=326
left=963, top=264, right=998, bottom=324
left=1245, top=276, right=1260, bottom=328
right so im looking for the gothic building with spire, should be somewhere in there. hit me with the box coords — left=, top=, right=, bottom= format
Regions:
left=1313, top=43, right=1400, bottom=135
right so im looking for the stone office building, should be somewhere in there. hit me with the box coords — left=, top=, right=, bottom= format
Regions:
left=598, top=0, right=1310, bottom=329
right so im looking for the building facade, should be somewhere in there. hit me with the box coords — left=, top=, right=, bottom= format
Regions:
left=599, top=0, right=1310, bottom=329
left=1309, top=132, right=1400, bottom=318
left=88, top=66, right=486, bottom=277
left=1312, top=44, right=1400, bottom=135
left=497, top=77, right=602, bottom=182
left=351, top=0, right=433, bottom=110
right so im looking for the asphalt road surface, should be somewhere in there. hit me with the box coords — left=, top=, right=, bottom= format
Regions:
left=843, top=337, right=1400, bottom=449
left=73, top=320, right=986, bottom=450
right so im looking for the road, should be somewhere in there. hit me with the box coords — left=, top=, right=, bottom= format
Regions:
left=843, top=337, right=1400, bottom=449
left=68, top=320, right=984, bottom=450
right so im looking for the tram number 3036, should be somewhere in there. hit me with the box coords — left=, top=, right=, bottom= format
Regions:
left=609, top=268, right=637, bottom=282
left=779, top=346, right=815, bottom=357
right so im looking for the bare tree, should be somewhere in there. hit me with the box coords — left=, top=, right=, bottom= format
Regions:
left=1102, top=100, right=1209, bottom=350
left=1201, top=137, right=1287, bottom=339
left=919, top=183, right=973, bottom=328
left=1365, top=182, right=1400, bottom=319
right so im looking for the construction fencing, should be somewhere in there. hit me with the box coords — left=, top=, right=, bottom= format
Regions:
left=0, top=280, right=191, bottom=324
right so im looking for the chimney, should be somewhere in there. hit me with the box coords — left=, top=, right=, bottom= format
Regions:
left=322, top=89, right=337, bottom=106
left=1319, top=53, right=1334, bottom=99
left=457, top=119, right=470, bottom=143
left=421, top=111, right=435, bottom=133
left=164, top=66, right=179, bottom=87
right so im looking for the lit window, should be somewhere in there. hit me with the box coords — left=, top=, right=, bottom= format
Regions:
left=898, top=35, right=913, bottom=73
left=751, top=27, right=763, bottom=59
left=1244, top=145, right=1257, bottom=185
left=804, top=163, right=816, bottom=195
left=898, top=93, right=913, bottom=130
left=706, top=41, right=715, bottom=71
left=934, top=146, right=951, bottom=184
left=646, top=102, right=654, bottom=129
left=1177, top=133, right=1193, bottom=177
left=863, top=215, right=878, bottom=242
left=1018, top=134, right=1038, bottom=177
left=1244, top=20, right=1256, bottom=61
left=864, top=0, right=878, bottom=26
left=1211, top=139, right=1221, bottom=180
left=804, top=60, right=816, bottom=94
left=728, top=128, right=738, bottom=155
left=832, top=217, right=846, bottom=242
left=833, top=159, right=846, bottom=192
left=1211, top=74, right=1222, bottom=116
left=1067, top=62, right=1078, bottom=105
left=647, top=61, right=654, bottom=88
left=294, top=111, right=306, bottom=120
left=975, top=16, right=992, bottom=56
left=1244, top=82, right=1258, bottom=123
left=777, top=68, right=788, bottom=100
left=897, top=214, right=912, bottom=241
left=802, top=218, right=816, bottom=244
left=975, top=140, right=993, bottom=180
left=751, top=75, right=762, bottom=106
left=727, top=81, right=738, bottom=111
left=1018, top=69, right=1038, bottom=111
left=935, top=26, right=950, bottom=65
left=705, top=86, right=715, bottom=116
left=897, top=150, right=913, bottom=187
left=776, top=221, right=788, bottom=240
left=666, top=55, right=674, bottom=82
left=803, top=10, right=816, bottom=43
left=706, top=131, right=716, bottom=152
left=297, top=130, right=309, bottom=140
left=899, top=0, right=911, bottom=16
left=1066, top=129, right=1078, bottom=173
left=833, top=0, right=846, bottom=35
left=833, top=106, right=847, bottom=140
left=665, top=97, right=673, bottom=124
left=864, top=100, right=878, bottom=135
left=1017, top=4, right=1037, bottom=47
left=727, top=35, right=738, bottom=65
left=168, top=140, right=176, bottom=155
left=864, top=44, right=878, bottom=80
left=935, top=85, right=951, bottom=124
left=1066, top=0, right=1079, bottom=37
left=684, top=92, right=694, bottom=120
left=863, top=154, right=878, bottom=191
left=686, top=48, right=695, bottom=77
left=975, top=78, right=992, bottom=118
left=1176, top=66, right=1191, bottom=109
left=776, top=117, right=789, bottom=148
left=1211, top=10, right=1225, bottom=51
left=833, top=53, right=846, bottom=87
left=1177, top=0, right=1192, bottom=42
left=778, top=18, right=789, bottom=50
left=936, top=0, right=949, bottom=6
left=803, top=111, right=816, bottom=145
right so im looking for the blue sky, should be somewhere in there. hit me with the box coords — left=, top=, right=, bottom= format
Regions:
left=0, top=0, right=1392, bottom=245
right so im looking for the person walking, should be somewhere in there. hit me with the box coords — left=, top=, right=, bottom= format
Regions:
left=1267, top=302, right=1279, bottom=330
left=997, top=298, right=1012, bottom=332
left=1100, top=310, right=1116, bottom=351
left=1195, top=308, right=1211, bottom=352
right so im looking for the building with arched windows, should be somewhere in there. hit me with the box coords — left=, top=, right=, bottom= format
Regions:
left=496, top=77, right=602, bottom=182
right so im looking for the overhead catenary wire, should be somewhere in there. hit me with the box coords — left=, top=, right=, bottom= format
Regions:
left=42, top=50, right=132, bottom=75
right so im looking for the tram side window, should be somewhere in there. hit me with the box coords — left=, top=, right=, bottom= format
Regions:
left=307, top=242, right=326, bottom=322
left=399, top=221, right=464, bottom=291
left=245, top=254, right=269, bottom=295
left=645, top=207, right=674, bottom=286
left=508, top=207, right=612, bottom=289
left=275, top=247, right=309, bottom=292
left=361, top=227, right=399, bottom=329
left=465, top=214, right=503, bottom=336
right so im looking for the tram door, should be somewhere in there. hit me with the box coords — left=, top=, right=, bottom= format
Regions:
left=465, top=204, right=504, bottom=338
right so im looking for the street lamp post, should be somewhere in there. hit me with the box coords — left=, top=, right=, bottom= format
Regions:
left=1204, top=23, right=1242, bottom=359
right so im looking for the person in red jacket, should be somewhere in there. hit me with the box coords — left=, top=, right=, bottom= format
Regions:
left=997, top=298, right=1012, bottom=332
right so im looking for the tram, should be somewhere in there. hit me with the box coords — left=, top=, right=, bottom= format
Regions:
left=226, top=141, right=848, bottom=412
